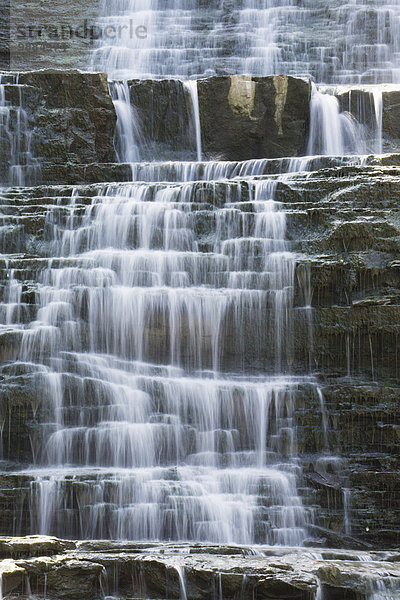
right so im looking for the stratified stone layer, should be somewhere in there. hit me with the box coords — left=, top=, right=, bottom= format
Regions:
left=0, top=537, right=399, bottom=600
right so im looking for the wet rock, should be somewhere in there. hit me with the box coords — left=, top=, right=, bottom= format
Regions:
left=123, top=76, right=311, bottom=161
left=197, top=75, right=311, bottom=160
left=0, top=536, right=76, bottom=559
left=0, top=539, right=398, bottom=600
left=9, top=70, right=117, bottom=171
left=382, top=89, right=400, bottom=152
left=127, top=79, right=197, bottom=161
left=0, top=559, right=25, bottom=597
left=1, top=161, right=400, bottom=546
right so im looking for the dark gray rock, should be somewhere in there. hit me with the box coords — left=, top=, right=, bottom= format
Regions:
left=18, top=70, right=117, bottom=166
left=197, top=75, right=311, bottom=160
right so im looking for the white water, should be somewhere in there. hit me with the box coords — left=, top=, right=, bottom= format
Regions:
left=1, top=0, right=398, bottom=550
left=0, top=74, right=39, bottom=186
left=91, top=0, right=400, bottom=83
left=14, top=173, right=320, bottom=544
left=307, top=84, right=384, bottom=156
left=176, top=565, right=188, bottom=600
left=110, top=80, right=142, bottom=164
left=90, top=1, right=400, bottom=159
left=343, top=488, right=352, bottom=536
left=184, top=80, right=202, bottom=162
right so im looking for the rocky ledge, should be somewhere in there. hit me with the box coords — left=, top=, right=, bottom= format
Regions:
left=0, top=537, right=399, bottom=599
left=5, top=71, right=400, bottom=185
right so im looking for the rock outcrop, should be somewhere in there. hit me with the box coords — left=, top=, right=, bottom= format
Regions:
left=0, top=70, right=116, bottom=186
left=18, top=70, right=116, bottom=166
left=126, top=75, right=311, bottom=161
left=0, top=537, right=399, bottom=600
left=4, top=73, right=400, bottom=187
left=197, top=75, right=311, bottom=160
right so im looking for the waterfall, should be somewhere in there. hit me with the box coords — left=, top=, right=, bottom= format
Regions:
left=343, top=488, right=352, bottom=536
left=91, top=3, right=391, bottom=160
left=307, top=85, right=360, bottom=156
left=307, top=84, right=384, bottom=156
left=110, top=80, right=142, bottom=164
left=176, top=565, right=188, bottom=600
left=90, top=0, right=400, bottom=82
left=184, top=80, right=202, bottom=162
left=1, top=0, right=399, bottom=553
left=19, top=170, right=317, bottom=544
left=0, top=74, right=39, bottom=186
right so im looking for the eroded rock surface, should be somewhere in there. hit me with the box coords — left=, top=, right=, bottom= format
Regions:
left=197, top=75, right=311, bottom=160
left=0, top=537, right=399, bottom=600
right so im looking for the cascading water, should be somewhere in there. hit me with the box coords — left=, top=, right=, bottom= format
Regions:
left=91, top=0, right=400, bottom=83
left=0, top=74, right=39, bottom=186
left=110, top=80, right=142, bottom=164
left=91, top=1, right=393, bottom=161
left=2, top=0, right=400, bottom=554
left=16, top=171, right=322, bottom=544
left=307, top=84, right=384, bottom=156
left=307, top=85, right=360, bottom=156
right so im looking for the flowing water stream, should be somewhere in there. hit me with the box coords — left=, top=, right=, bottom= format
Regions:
left=91, top=0, right=400, bottom=82
left=1, top=0, right=399, bottom=555
left=0, top=74, right=39, bottom=186
left=18, top=172, right=320, bottom=543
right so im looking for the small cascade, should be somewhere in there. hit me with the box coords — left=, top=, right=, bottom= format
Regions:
left=317, top=388, right=329, bottom=452
left=295, top=262, right=314, bottom=371
left=307, top=85, right=360, bottom=156
left=315, top=578, right=324, bottom=600
left=308, top=84, right=385, bottom=156
left=343, top=488, right=352, bottom=536
left=0, top=73, right=40, bottom=186
left=109, top=80, right=141, bottom=164
left=184, top=80, right=202, bottom=162
left=0, top=268, right=25, bottom=326
left=338, top=86, right=384, bottom=154
left=367, top=578, right=400, bottom=600
left=373, top=90, right=383, bottom=154
left=176, top=565, right=188, bottom=600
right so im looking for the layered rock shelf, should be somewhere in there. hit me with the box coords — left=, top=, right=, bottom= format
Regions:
left=0, top=156, right=400, bottom=548
left=4, top=70, right=400, bottom=185
left=1, top=59, right=400, bottom=600
left=2, top=0, right=400, bottom=596
left=0, top=537, right=399, bottom=599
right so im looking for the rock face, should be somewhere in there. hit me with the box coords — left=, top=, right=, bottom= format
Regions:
left=382, top=89, right=400, bottom=151
left=3, top=73, right=400, bottom=187
left=18, top=70, right=117, bottom=166
left=0, top=70, right=116, bottom=186
left=127, top=79, right=198, bottom=161
left=197, top=75, right=311, bottom=160
left=8, top=0, right=100, bottom=71
left=0, top=537, right=399, bottom=600
left=1, top=73, right=312, bottom=185
left=126, top=75, right=311, bottom=161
